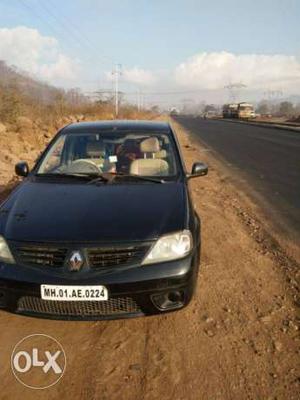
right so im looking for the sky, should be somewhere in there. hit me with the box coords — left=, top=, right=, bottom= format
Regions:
left=0, top=0, right=299, bottom=107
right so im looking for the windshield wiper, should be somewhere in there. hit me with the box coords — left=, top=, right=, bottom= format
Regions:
left=115, top=173, right=165, bottom=183
left=36, top=172, right=164, bottom=184
left=87, top=172, right=164, bottom=185
left=35, top=173, right=109, bottom=182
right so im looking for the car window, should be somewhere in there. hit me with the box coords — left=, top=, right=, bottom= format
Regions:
left=37, top=131, right=178, bottom=178
left=38, top=135, right=66, bottom=174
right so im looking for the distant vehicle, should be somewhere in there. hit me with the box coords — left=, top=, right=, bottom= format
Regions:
left=223, top=102, right=255, bottom=119
left=222, top=103, right=238, bottom=118
left=237, top=102, right=255, bottom=119
left=170, top=107, right=179, bottom=116
left=203, top=110, right=219, bottom=119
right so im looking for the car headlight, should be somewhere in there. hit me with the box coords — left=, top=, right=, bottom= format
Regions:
left=142, top=230, right=193, bottom=265
left=0, top=236, right=15, bottom=264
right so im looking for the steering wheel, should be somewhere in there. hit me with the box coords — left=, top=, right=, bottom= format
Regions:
left=67, top=159, right=102, bottom=174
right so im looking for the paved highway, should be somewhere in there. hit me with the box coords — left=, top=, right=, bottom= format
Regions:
left=175, top=116, right=300, bottom=235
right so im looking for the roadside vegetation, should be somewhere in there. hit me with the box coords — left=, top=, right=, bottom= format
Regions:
left=0, top=60, right=156, bottom=187
left=255, top=100, right=300, bottom=121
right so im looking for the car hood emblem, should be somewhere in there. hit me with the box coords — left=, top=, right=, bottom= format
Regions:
left=69, top=251, right=84, bottom=271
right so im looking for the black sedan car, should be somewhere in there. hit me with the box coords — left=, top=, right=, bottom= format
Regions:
left=0, top=120, right=207, bottom=320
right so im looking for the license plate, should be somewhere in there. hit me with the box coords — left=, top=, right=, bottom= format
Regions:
left=40, top=284, right=108, bottom=301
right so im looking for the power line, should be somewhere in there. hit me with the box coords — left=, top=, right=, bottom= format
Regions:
left=87, top=87, right=212, bottom=97
left=19, top=0, right=114, bottom=70
left=18, top=0, right=96, bottom=67
left=19, top=0, right=67, bottom=42
left=38, top=0, right=114, bottom=66
left=120, top=88, right=207, bottom=95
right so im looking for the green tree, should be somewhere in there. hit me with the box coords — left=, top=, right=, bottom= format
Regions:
left=150, top=105, right=159, bottom=114
left=256, top=101, right=269, bottom=115
left=279, top=101, right=294, bottom=116
left=204, top=104, right=217, bottom=112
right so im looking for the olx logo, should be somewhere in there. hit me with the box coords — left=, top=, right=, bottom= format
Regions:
left=13, top=348, right=62, bottom=373
left=11, top=334, right=66, bottom=389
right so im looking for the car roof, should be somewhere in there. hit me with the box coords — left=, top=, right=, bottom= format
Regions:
left=62, top=120, right=171, bottom=134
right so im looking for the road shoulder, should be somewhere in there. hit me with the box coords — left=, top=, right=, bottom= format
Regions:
left=0, top=118, right=299, bottom=400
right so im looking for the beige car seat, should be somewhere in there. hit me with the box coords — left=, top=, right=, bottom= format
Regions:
left=68, top=141, right=105, bottom=173
left=154, top=150, right=167, bottom=159
left=85, top=141, right=105, bottom=167
left=130, top=137, right=169, bottom=176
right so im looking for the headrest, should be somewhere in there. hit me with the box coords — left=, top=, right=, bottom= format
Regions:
left=130, top=159, right=169, bottom=176
left=140, top=137, right=160, bottom=153
left=86, top=141, right=105, bottom=157
left=154, top=150, right=167, bottom=159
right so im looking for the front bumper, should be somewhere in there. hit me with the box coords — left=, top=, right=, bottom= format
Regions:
left=0, top=251, right=199, bottom=320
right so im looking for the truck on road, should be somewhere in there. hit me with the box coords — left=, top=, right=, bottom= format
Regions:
left=222, top=103, right=238, bottom=118
left=237, top=102, right=255, bottom=119
left=223, top=102, right=255, bottom=119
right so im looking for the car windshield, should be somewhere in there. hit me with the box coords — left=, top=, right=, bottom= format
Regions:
left=36, top=131, right=178, bottom=178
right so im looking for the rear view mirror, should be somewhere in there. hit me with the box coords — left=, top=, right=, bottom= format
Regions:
left=15, top=161, right=29, bottom=177
left=187, top=162, right=208, bottom=179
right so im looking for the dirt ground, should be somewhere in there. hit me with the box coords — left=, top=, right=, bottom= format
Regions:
left=0, top=120, right=299, bottom=400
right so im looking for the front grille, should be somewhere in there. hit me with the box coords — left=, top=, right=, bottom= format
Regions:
left=18, top=296, right=142, bottom=317
left=87, top=245, right=148, bottom=268
left=10, top=241, right=150, bottom=269
left=15, top=245, right=68, bottom=268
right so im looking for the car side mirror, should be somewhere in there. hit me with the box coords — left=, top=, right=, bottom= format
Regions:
left=15, top=161, right=29, bottom=177
left=187, top=162, right=208, bottom=179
